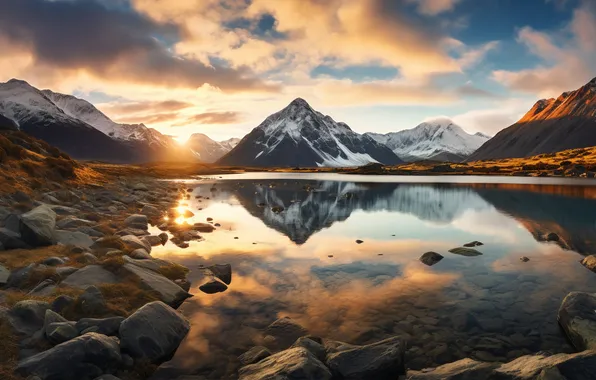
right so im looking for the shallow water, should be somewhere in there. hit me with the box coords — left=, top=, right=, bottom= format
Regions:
left=149, top=173, right=596, bottom=379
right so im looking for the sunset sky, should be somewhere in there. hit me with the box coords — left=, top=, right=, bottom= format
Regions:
left=1, top=0, right=595, bottom=142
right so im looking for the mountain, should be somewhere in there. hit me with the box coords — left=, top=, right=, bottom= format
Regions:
left=185, top=133, right=233, bottom=163
left=366, top=118, right=490, bottom=162
left=0, top=79, right=193, bottom=163
left=217, top=98, right=402, bottom=167
left=468, top=77, right=596, bottom=161
left=219, top=137, right=240, bottom=150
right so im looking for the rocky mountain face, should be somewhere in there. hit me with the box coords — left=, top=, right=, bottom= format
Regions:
left=218, top=98, right=403, bottom=167
left=366, top=118, right=490, bottom=162
left=0, top=79, right=194, bottom=163
left=219, top=137, right=241, bottom=151
left=468, top=77, right=596, bottom=161
left=186, top=133, right=234, bottom=163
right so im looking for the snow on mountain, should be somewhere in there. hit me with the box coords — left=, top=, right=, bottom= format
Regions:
left=219, top=137, right=240, bottom=150
left=366, top=118, right=490, bottom=162
left=218, top=98, right=402, bottom=167
left=185, top=133, right=233, bottom=163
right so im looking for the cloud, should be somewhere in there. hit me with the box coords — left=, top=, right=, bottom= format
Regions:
left=116, top=112, right=181, bottom=125
left=406, top=0, right=462, bottom=15
left=451, top=99, right=536, bottom=135
left=0, top=0, right=277, bottom=93
left=100, top=100, right=193, bottom=115
left=175, top=112, right=242, bottom=126
left=455, top=83, right=501, bottom=98
left=491, top=1, right=596, bottom=96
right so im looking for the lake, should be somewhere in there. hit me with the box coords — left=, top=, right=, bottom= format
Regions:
left=149, top=173, right=596, bottom=379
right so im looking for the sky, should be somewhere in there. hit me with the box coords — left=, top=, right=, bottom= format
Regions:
left=0, top=0, right=595, bottom=142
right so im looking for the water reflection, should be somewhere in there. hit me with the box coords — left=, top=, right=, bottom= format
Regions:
left=149, top=176, right=596, bottom=380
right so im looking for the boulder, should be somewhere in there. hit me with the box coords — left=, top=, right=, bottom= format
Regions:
left=192, top=223, right=215, bottom=233
left=207, top=264, right=232, bottom=285
left=76, top=317, right=125, bottom=336
left=130, top=248, right=151, bottom=259
left=448, top=247, right=483, bottom=257
left=419, top=252, right=444, bottom=266
left=326, top=337, right=405, bottom=380
left=20, top=205, right=57, bottom=247
left=407, top=358, right=500, bottom=379
left=463, top=241, right=484, bottom=247
left=132, top=183, right=148, bottom=191
left=5, top=263, right=36, bottom=289
left=62, top=265, right=119, bottom=289
left=580, top=255, right=596, bottom=273
left=3, top=213, right=22, bottom=233
left=28, top=279, right=56, bottom=296
left=141, top=205, right=161, bottom=217
left=263, top=317, right=308, bottom=350
left=239, top=346, right=272, bottom=366
left=142, top=235, right=163, bottom=247
left=199, top=280, right=227, bottom=294
left=496, top=350, right=596, bottom=379
left=122, top=263, right=191, bottom=308
left=0, top=227, right=29, bottom=249
left=8, top=300, right=50, bottom=336
left=94, top=375, right=122, bottom=380
left=55, top=230, right=94, bottom=249
left=122, top=255, right=162, bottom=272
left=119, top=301, right=190, bottom=363
left=0, top=264, right=10, bottom=286
left=42, top=257, right=65, bottom=266
left=291, top=336, right=327, bottom=362
left=46, top=322, right=79, bottom=345
left=121, top=235, right=151, bottom=252
left=124, top=214, right=148, bottom=229
left=56, top=216, right=95, bottom=230
left=158, top=233, right=168, bottom=245
left=15, top=332, right=122, bottom=380
left=239, top=347, right=332, bottom=380
left=51, top=295, right=75, bottom=314
left=558, top=291, right=596, bottom=350
left=77, top=286, right=108, bottom=316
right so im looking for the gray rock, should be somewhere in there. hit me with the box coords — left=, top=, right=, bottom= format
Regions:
left=420, top=252, right=444, bottom=266
left=407, top=358, right=499, bottom=379
left=5, top=263, right=36, bottom=289
left=199, top=280, right=227, bottom=294
left=76, top=317, right=125, bottom=336
left=496, top=350, right=596, bottom=379
left=207, top=264, right=232, bottom=285
left=20, top=205, right=57, bottom=247
left=121, top=234, right=151, bottom=252
left=130, top=248, right=151, bottom=259
left=263, top=317, right=308, bottom=350
left=119, top=301, right=190, bottom=363
left=448, top=247, right=483, bottom=257
left=28, top=279, right=56, bottom=296
left=55, top=230, right=94, bottom=249
left=77, top=286, right=108, bottom=316
left=15, top=332, right=122, bottom=380
left=46, top=322, right=79, bottom=345
left=124, top=214, right=148, bottom=228
left=158, top=233, right=168, bottom=245
left=47, top=205, right=79, bottom=215
left=326, top=336, right=405, bottom=380
left=82, top=252, right=99, bottom=264
left=3, top=213, right=22, bottom=233
left=51, top=295, right=75, bottom=314
left=463, top=241, right=484, bottom=247
left=44, top=309, right=68, bottom=332
left=558, top=291, right=596, bottom=350
left=55, top=266, right=79, bottom=278
left=239, top=347, right=332, bottom=380
left=8, top=300, right=50, bottom=336
left=76, top=226, right=105, bottom=238
left=94, top=375, right=122, bottom=380
left=175, top=278, right=191, bottom=292
left=62, top=265, right=118, bottom=288
left=132, top=183, right=148, bottom=191
left=291, top=336, right=326, bottom=362
left=0, top=227, right=29, bottom=249
left=56, top=216, right=95, bottom=230
left=141, top=205, right=161, bottom=217
left=239, top=346, right=272, bottom=366
left=143, top=235, right=163, bottom=247
left=0, top=264, right=10, bottom=285
left=42, top=257, right=65, bottom=266
left=122, top=255, right=162, bottom=272
left=580, top=255, right=596, bottom=272
left=122, top=263, right=191, bottom=308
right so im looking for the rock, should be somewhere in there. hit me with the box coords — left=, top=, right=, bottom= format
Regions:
left=130, top=248, right=151, bottom=259
left=326, top=336, right=405, bottom=380
left=520, top=256, right=530, bottom=262
left=77, top=286, right=108, bottom=316
left=122, top=255, right=162, bottom=272
left=291, top=336, right=326, bottom=362
left=46, top=322, right=79, bottom=345
left=55, top=266, right=79, bottom=278
left=558, top=291, right=596, bottom=350
left=56, top=216, right=95, bottom=230
left=20, top=205, right=57, bottom=247
left=76, top=317, right=125, bottom=336
left=497, top=350, right=596, bottom=379
left=81, top=252, right=98, bottom=264
left=419, top=252, right=444, bottom=266
left=121, top=235, right=151, bottom=252
left=407, top=358, right=499, bottom=379
left=9, top=300, right=50, bottom=336
left=42, top=257, right=65, bottom=266
left=28, top=279, right=56, bottom=296
left=263, top=317, right=308, bottom=350
left=0, top=264, right=10, bottom=285
left=192, top=223, right=215, bottom=233
left=463, top=241, right=484, bottom=247
left=207, top=264, right=232, bottom=285
left=122, top=263, right=191, bottom=308
left=239, top=346, right=272, bottom=366
left=5, top=263, right=37, bottom=289
left=142, top=235, right=163, bottom=247
left=158, top=233, right=168, bottom=245
left=174, top=279, right=191, bottom=292
left=271, top=206, right=284, bottom=213
left=76, top=226, right=104, bottom=238
left=3, top=213, right=22, bottom=233
left=141, top=205, right=161, bottom=217
left=119, top=301, right=190, bottom=363
left=124, top=214, right=148, bottom=229
left=356, top=240, right=363, bottom=244
left=239, top=347, right=332, bottom=380
left=199, top=280, right=228, bottom=294
left=0, top=227, right=29, bottom=249
left=51, top=295, right=75, bottom=314
left=448, top=247, right=483, bottom=257
left=546, top=233, right=560, bottom=242
left=55, top=230, right=94, bottom=249
left=116, top=228, right=149, bottom=237
left=62, top=265, right=118, bottom=288
left=12, top=190, right=31, bottom=203
left=94, top=375, right=122, bottom=380
left=15, top=332, right=122, bottom=380
left=580, top=255, right=596, bottom=272
left=132, top=183, right=148, bottom=191
left=182, top=210, right=194, bottom=218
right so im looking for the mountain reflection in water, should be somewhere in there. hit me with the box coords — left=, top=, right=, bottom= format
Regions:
left=149, top=176, right=596, bottom=380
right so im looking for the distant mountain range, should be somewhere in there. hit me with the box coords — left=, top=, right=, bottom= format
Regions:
left=468, top=77, right=596, bottom=161
left=366, top=118, right=490, bottom=162
left=218, top=98, right=403, bottom=167
left=186, top=134, right=239, bottom=163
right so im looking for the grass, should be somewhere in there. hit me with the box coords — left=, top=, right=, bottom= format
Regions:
left=98, top=281, right=162, bottom=317
left=0, top=245, right=73, bottom=270
left=0, top=318, right=21, bottom=380
left=158, top=263, right=190, bottom=281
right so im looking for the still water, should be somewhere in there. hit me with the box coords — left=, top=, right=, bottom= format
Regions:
left=149, top=173, right=596, bottom=379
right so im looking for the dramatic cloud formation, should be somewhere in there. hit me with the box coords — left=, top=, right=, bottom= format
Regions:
left=175, top=112, right=242, bottom=126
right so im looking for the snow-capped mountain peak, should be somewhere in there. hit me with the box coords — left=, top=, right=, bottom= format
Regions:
left=366, top=118, right=490, bottom=162
left=218, top=98, right=402, bottom=167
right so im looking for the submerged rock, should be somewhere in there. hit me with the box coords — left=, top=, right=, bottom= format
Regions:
left=558, top=291, right=596, bottom=350
left=419, top=252, right=444, bottom=266
left=207, top=264, right=232, bottom=285
left=239, top=347, right=332, bottom=380
left=199, top=280, right=228, bottom=294
left=463, top=241, right=483, bottom=247
left=448, top=247, right=483, bottom=257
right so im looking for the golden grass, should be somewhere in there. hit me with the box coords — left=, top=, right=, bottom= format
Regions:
left=98, top=281, right=161, bottom=317
left=0, top=245, right=72, bottom=270
left=0, top=318, right=21, bottom=380
left=158, top=263, right=190, bottom=281
left=100, top=255, right=127, bottom=272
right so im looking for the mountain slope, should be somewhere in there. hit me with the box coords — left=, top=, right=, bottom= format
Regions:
left=186, top=133, right=232, bottom=163
left=218, top=98, right=402, bottom=167
left=468, top=77, right=596, bottom=161
left=219, top=137, right=240, bottom=150
left=366, top=118, right=490, bottom=162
